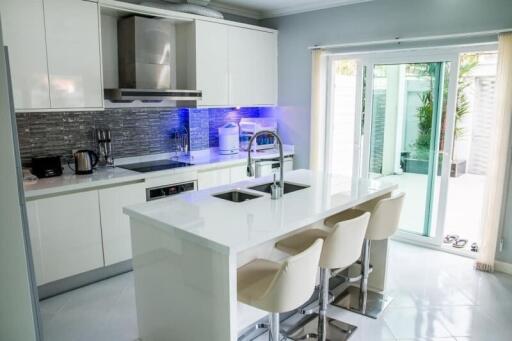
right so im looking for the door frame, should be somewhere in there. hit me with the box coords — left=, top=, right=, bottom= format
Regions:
left=325, top=43, right=498, bottom=247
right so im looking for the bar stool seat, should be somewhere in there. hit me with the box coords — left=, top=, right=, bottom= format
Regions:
left=237, top=239, right=324, bottom=341
left=274, top=229, right=329, bottom=256
left=324, top=209, right=365, bottom=230
left=275, top=212, right=371, bottom=340
left=238, top=259, right=281, bottom=309
left=328, top=192, right=405, bottom=319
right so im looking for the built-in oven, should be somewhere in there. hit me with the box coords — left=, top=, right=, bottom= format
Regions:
left=146, top=180, right=197, bottom=201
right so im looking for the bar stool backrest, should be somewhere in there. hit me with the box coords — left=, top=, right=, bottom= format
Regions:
left=258, top=238, right=324, bottom=313
left=320, top=212, right=370, bottom=269
left=366, top=192, right=405, bottom=241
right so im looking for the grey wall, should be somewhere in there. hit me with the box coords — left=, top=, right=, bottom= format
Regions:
left=262, top=0, right=512, bottom=169
left=262, top=0, right=512, bottom=263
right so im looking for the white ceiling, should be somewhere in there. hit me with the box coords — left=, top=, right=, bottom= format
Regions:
left=209, top=0, right=373, bottom=19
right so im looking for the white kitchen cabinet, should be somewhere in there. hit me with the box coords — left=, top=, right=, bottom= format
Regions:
left=0, top=0, right=51, bottom=110
left=195, top=21, right=229, bottom=106
left=229, top=164, right=254, bottom=184
left=43, top=0, right=103, bottom=109
left=177, top=21, right=277, bottom=107
left=26, top=201, right=44, bottom=284
left=177, top=20, right=229, bottom=107
left=198, top=167, right=231, bottom=190
left=98, top=182, right=146, bottom=266
left=228, top=27, right=277, bottom=106
left=26, top=190, right=104, bottom=285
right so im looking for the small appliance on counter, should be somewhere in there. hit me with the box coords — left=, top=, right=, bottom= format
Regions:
left=239, top=118, right=278, bottom=151
left=96, top=128, right=114, bottom=167
left=31, top=156, right=63, bottom=178
left=218, top=122, right=240, bottom=155
left=69, top=150, right=98, bottom=175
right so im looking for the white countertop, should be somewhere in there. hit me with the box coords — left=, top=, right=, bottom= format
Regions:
left=23, top=146, right=294, bottom=199
left=123, top=169, right=397, bottom=253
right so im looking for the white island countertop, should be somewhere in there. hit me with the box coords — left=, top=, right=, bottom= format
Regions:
left=124, top=169, right=397, bottom=253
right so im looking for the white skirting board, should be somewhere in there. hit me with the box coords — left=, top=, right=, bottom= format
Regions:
left=495, top=260, right=512, bottom=275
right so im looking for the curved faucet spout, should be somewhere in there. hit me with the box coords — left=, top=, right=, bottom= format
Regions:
left=246, top=130, right=284, bottom=199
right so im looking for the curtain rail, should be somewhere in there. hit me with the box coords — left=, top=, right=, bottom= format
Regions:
left=308, top=29, right=512, bottom=50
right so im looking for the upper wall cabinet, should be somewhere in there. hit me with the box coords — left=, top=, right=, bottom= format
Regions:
left=0, top=0, right=103, bottom=111
left=0, top=0, right=51, bottom=110
left=44, top=0, right=103, bottom=109
left=195, top=21, right=230, bottom=106
left=177, top=20, right=277, bottom=107
left=228, top=26, right=277, bottom=107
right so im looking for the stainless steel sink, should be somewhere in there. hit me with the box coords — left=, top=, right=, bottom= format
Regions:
left=212, top=190, right=262, bottom=203
left=248, top=182, right=309, bottom=195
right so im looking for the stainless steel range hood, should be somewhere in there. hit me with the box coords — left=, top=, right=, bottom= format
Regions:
left=104, top=88, right=201, bottom=101
left=104, top=16, right=201, bottom=102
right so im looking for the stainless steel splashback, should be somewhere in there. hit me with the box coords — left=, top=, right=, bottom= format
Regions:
left=118, top=16, right=172, bottom=89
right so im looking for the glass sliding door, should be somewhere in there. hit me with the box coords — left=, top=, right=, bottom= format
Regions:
left=366, top=62, right=447, bottom=237
left=324, top=57, right=365, bottom=194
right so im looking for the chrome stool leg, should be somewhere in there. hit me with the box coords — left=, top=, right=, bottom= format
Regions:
left=238, top=313, right=285, bottom=341
left=285, top=268, right=357, bottom=341
left=270, top=313, right=280, bottom=341
left=317, top=268, right=329, bottom=340
left=332, top=240, right=393, bottom=319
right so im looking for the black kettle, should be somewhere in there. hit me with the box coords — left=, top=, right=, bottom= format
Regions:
left=69, top=150, right=98, bottom=175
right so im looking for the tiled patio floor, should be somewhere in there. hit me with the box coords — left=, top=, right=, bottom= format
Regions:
left=380, top=172, right=485, bottom=251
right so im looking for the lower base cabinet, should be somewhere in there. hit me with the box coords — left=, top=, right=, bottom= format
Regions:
left=99, top=182, right=146, bottom=266
left=27, top=190, right=104, bottom=285
left=198, top=167, right=231, bottom=190
left=229, top=164, right=254, bottom=183
left=26, top=181, right=146, bottom=286
left=25, top=159, right=294, bottom=285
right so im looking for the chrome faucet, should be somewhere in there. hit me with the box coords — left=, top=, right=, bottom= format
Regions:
left=246, top=130, right=284, bottom=199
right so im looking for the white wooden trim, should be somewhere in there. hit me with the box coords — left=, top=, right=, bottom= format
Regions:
left=495, top=260, right=512, bottom=275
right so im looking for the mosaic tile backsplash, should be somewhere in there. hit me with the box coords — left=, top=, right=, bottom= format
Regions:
left=16, top=107, right=266, bottom=166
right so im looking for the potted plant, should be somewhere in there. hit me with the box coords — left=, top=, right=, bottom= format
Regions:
left=403, top=58, right=477, bottom=176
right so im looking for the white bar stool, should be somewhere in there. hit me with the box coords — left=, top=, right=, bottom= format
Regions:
left=327, top=192, right=405, bottom=319
left=275, top=212, right=371, bottom=340
left=237, top=238, right=324, bottom=341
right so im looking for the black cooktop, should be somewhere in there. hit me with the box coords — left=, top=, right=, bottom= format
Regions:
left=117, top=160, right=192, bottom=173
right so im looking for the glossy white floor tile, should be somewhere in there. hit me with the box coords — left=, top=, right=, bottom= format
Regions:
left=40, top=273, right=138, bottom=341
left=39, top=241, right=512, bottom=341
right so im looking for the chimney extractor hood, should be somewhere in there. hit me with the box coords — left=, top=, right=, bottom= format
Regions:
left=104, top=16, right=201, bottom=102
left=104, top=89, right=202, bottom=101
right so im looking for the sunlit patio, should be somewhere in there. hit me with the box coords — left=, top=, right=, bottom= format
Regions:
left=380, top=172, right=485, bottom=251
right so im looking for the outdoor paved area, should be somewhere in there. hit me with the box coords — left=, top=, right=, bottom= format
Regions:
left=380, top=172, right=485, bottom=251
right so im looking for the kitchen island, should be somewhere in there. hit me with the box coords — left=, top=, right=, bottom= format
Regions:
left=124, top=169, right=396, bottom=341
